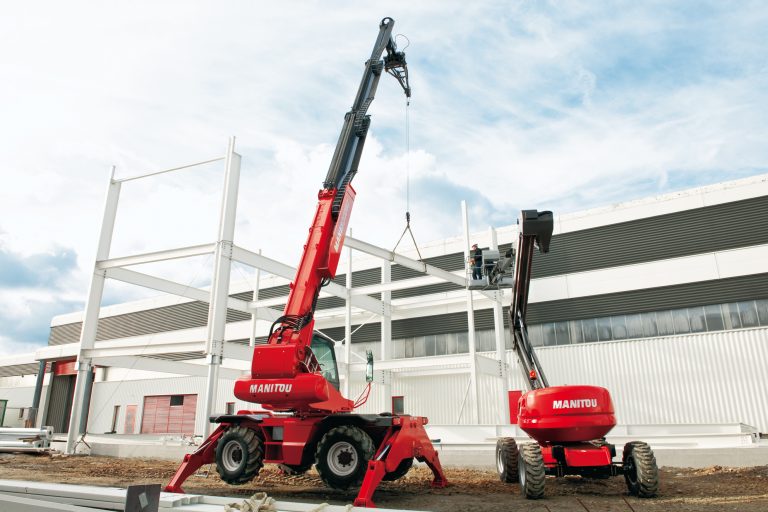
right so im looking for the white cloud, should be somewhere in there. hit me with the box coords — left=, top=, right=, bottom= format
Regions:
left=0, top=1, right=766, bottom=354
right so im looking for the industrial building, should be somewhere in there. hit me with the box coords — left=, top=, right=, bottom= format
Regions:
left=0, top=166, right=766, bottom=450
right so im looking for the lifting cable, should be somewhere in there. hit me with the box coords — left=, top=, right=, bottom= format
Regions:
left=391, top=87, right=424, bottom=261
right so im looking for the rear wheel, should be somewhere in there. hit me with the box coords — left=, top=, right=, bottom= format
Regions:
left=382, top=457, right=413, bottom=481
left=496, top=437, right=519, bottom=483
left=315, top=425, right=374, bottom=490
left=215, top=426, right=264, bottom=485
left=623, top=441, right=658, bottom=498
left=518, top=443, right=545, bottom=499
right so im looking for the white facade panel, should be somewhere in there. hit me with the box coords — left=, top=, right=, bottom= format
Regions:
left=504, top=327, right=768, bottom=431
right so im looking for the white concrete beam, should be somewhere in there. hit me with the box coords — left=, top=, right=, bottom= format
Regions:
left=91, top=355, right=245, bottom=380
left=232, top=244, right=384, bottom=315
left=96, top=243, right=215, bottom=269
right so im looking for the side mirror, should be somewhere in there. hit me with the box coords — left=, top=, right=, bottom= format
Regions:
left=365, top=350, right=374, bottom=383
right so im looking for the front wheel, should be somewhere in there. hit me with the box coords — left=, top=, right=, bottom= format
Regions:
left=315, top=425, right=374, bottom=490
left=623, top=441, right=658, bottom=498
left=215, top=426, right=264, bottom=485
left=518, top=443, right=545, bottom=499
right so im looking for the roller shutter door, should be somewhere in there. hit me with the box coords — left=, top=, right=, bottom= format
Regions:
left=140, top=394, right=197, bottom=434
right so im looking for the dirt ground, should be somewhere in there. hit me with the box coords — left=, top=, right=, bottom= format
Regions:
left=0, top=454, right=766, bottom=511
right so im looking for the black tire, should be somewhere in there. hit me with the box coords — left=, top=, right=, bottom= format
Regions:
left=518, top=443, right=545, bottom=499
left=382, top=457, right=413, bottom=481
left=215, top=426, right=264, bottom=485
left=496, top=437, right=519, bottom=483
left=315, top=425, right=374, bottom=490
left=277, top=462, right=313, bottom=475
left=623, top=441, right=659, bottom=498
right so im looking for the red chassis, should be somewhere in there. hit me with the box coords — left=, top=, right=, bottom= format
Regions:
left=165, top=411, right=447, bottom=508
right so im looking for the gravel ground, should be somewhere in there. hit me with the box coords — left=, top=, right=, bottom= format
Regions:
left=0, top=454, right=767, bottom=511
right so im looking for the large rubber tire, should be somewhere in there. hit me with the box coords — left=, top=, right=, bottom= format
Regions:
left=623, top=441, right=659, bottom=498
left=518, top=443, right=545, bottom=499
left=382, top=457, right=413, bottom=481
left=315, top=425, right=375, bottom=490
left=215, top=426, right=264, bottom=485
left=496, top=437, right=519, bottom=483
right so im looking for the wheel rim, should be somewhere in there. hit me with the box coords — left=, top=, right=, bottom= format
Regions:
left=221, top=440, right=244, bottom=472
left=496, top=447, right=504, bottom=474
left=518, top=455, right=526, bottom=487
left=626, top=455, right=638, bottom=485
left=327, top=441, right=358, bottom=477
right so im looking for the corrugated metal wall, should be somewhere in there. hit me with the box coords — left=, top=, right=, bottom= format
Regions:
left=54, top=326, right=768, bottom=435
left=350, top=328, right=768, bottom=431
left=513, top=327, right=768, bottom=430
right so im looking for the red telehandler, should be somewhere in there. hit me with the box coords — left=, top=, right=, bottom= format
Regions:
left=494, top=210, right=658, bottom=499
left=164, top=18, right=447, bottom=508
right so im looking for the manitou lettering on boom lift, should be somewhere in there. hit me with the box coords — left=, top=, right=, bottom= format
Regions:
left=552, top=399, right=598, bottom=409
left=165, top=18, right=446, bottom=509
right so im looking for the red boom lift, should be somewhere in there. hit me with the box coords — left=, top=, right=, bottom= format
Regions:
left=494, top=210, right=659, bottom=499
left=164, top=18, right=447, bottom=508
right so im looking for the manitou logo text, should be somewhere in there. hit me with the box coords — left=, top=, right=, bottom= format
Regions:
left=250, top=383, right=293, bottom=394
left=552, top=398, right=598, bottom=409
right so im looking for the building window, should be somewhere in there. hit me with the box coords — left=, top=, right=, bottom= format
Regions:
left=170, top=395, right=184, bottom=407
left=704, top=304, right=725, bottom=331
left=738, top=301, right=759, bottom=328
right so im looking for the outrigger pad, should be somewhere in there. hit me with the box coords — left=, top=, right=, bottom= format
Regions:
left=519, top=210, right=553, bottom=254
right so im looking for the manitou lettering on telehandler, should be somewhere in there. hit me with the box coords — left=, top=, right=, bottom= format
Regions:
left=491, top=210, right=659, bottom=499
left=164, top=18, right=447, bottom=508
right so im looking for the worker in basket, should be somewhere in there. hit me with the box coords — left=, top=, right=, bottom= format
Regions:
left=470, top=243, right=483, bottom=280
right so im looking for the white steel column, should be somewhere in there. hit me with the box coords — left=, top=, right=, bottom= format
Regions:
left=343, top=232, right=352, bottom=398
left=490, top=226, right=510, bottom=424
left=203, top=137, right=241, bottom=437
left=380, top=260, right=392, bottom=409
left=249, top=249, right=262, bottom=348
left=66, top=167, right=121, bottom=454
left=461, top=200, right=480, bottom=424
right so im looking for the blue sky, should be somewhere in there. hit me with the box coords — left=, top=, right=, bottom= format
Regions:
left=0, top=1, right=767, bottom=355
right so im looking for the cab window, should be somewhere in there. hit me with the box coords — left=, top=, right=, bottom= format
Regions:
left=311, top=335, right=340, bottom=390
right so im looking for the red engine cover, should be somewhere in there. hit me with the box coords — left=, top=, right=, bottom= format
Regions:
left=517, top=385, right=616, bottom=443
left=233, top=373, right=329, bottom=408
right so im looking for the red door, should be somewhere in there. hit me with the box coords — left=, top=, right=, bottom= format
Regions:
left=141, top=395, right=197, bottom=434
left=124, top=405, right=137, bottom=434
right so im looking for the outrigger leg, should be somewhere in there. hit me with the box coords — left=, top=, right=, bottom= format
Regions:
left=354, top=415, right=447, bottom=507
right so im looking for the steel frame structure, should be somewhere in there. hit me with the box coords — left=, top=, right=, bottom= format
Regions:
left=60, top=138, right=513, bottom=454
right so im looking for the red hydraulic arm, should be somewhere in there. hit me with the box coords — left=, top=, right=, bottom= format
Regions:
left=233, top=17, right=410, bottom=413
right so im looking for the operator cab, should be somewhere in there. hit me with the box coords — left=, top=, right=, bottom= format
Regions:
left=310, top=332, right=341, bottom=391
left=467, top=247, right=516, bottom=290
